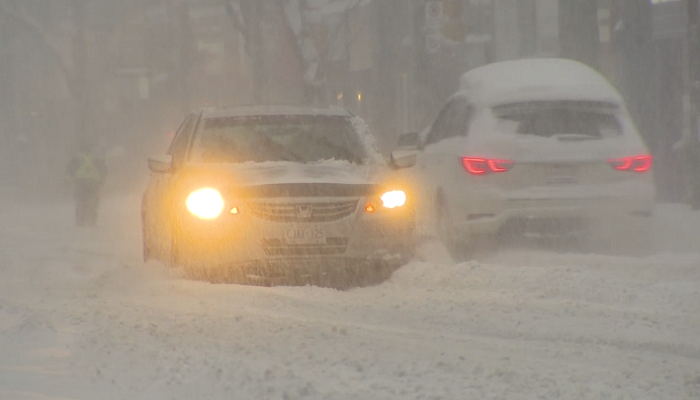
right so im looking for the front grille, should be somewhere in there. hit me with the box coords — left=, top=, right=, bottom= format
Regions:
left=239, top=183, right=376, bottom=198
left=261, top=238, right=350, bottom=257
left=249, top=200, right=359, bottom=223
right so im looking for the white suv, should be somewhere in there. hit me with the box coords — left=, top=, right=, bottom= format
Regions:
left=396, top=59, right=656, bottom=255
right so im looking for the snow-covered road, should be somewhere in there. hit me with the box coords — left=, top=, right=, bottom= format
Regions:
left=1, top=196, right=699, bottom=400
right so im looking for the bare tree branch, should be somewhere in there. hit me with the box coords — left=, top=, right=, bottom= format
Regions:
left=221, top=0, right=252, bottom=56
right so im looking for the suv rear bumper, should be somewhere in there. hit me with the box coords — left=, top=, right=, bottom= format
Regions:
left=450, top=182, right=655, bottom=239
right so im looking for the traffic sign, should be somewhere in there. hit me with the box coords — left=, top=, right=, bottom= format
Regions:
left=426, top=1, right=443, bottom=20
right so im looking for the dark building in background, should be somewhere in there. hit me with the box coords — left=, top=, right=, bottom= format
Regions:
left=614, top=0, right=687, bottom=201
left=559, top=0, right=600, bottom=69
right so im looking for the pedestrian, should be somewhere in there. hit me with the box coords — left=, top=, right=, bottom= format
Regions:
left=66, top=142, right=107, bottom=227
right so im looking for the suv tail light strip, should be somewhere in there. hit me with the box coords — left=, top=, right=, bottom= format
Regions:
left=462, top=158, right=515, bottom=175
left=607, top=155, right=653, bottom=173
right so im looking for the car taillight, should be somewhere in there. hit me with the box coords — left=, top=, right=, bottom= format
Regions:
left=461, top=157, right=514, bottom=175
left=607, top=155, right=653, bottom=173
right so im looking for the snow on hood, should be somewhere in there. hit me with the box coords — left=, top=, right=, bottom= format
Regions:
left=187, top=159, right=386, bottom=187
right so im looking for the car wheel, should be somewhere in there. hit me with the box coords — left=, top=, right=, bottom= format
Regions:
left=435, top=194, right=465, bottom=259
left=169, top=223, right=190, bottom=269
left=141, top=201, right=153, bottom=262
left=585, top=216, right=653, bottom=257
left=336, top=261, right=393, bottom=290
left=142, top=228, right=152, bottom=262
left=435, top=194, right=496, bottom=261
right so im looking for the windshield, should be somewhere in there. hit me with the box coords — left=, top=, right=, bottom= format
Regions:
left=191, top=115, right=367, bottom=164
left=493, top=101, right=622, bottom=139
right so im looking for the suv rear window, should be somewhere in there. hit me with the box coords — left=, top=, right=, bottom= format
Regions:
left=493, top=101, right=622, bottom=139
left=190, top=115, right=368, bottom=164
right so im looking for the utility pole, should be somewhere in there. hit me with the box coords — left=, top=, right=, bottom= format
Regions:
left=73, top=0, right=89, bottom=147
left=690, top=0, right=700, bottom=144
left=517, top=0, right=537, bottom=58
left=0, top=13, right=16, bottom=153
left=167, top=0, right=193, bottom=114
left=178, top=0, right=192, bottom=113
left=687, top=0, right=700, bottom=209
left=559, top=0, right=600, bottom=70
left=617, top=0, right=654, bottom=148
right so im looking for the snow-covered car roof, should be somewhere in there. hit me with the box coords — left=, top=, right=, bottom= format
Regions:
left=458, top=58, right=623, bottom=107
left=202, top=105, right=352, bottom=119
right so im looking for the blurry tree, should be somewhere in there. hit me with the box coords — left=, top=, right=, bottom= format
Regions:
left=0, top=0, right=113, bottom=145
left=0, top=0, right=81, bottom=197
left=221, top=0, right=369, bottom=104
left=0, top=0, right=149, bottom=198
left=167, top=0, right=195, bottom=113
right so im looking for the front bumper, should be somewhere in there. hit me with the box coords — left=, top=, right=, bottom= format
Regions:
left=172, top=201, right=415, bottom=269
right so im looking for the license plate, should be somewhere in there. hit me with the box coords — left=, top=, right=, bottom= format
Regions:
left=546, top=165, right=578, bottom=185
left=285, top=227, right=326, bottom=245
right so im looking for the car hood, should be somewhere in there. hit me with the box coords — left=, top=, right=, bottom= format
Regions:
left=184, top=160, right=387, bottom=187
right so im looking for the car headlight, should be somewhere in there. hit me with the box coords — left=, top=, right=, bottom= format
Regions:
left=186, top=188, right=224, bottom=219
left=380, top=190, right=407, bottom=209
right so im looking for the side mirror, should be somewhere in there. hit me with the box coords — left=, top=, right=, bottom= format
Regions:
left=390, top=150, right=418, bottom=169
left=148, top=155, right=173, bottom=173
left=397, top=132, right=419, bottom=150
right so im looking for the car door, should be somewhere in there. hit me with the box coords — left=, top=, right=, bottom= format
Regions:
left=414, top=100, right=457, bottom=228
left=148, top=113, right=199, bottom=258
left=417, top=98, right=473, bottom=199
left=416, top=102, right=450, bottom=192
left=437, top=99, right=476, bottom=217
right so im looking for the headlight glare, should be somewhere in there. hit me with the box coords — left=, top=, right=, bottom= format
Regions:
left=186, top=188, right=224, bottom=219
left=380, top=190, right=407, bottom=209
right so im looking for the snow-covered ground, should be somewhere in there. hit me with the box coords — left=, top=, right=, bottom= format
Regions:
left=1, top=195, right=699, bottom=400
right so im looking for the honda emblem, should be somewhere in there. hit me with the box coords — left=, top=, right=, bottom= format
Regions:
left=295, top=205, right=314, bottom=219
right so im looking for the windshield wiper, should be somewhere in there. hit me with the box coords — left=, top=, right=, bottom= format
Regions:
left=314, top=135, right=362, bottom=164
left=256, top=136, right=305, bottom=162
